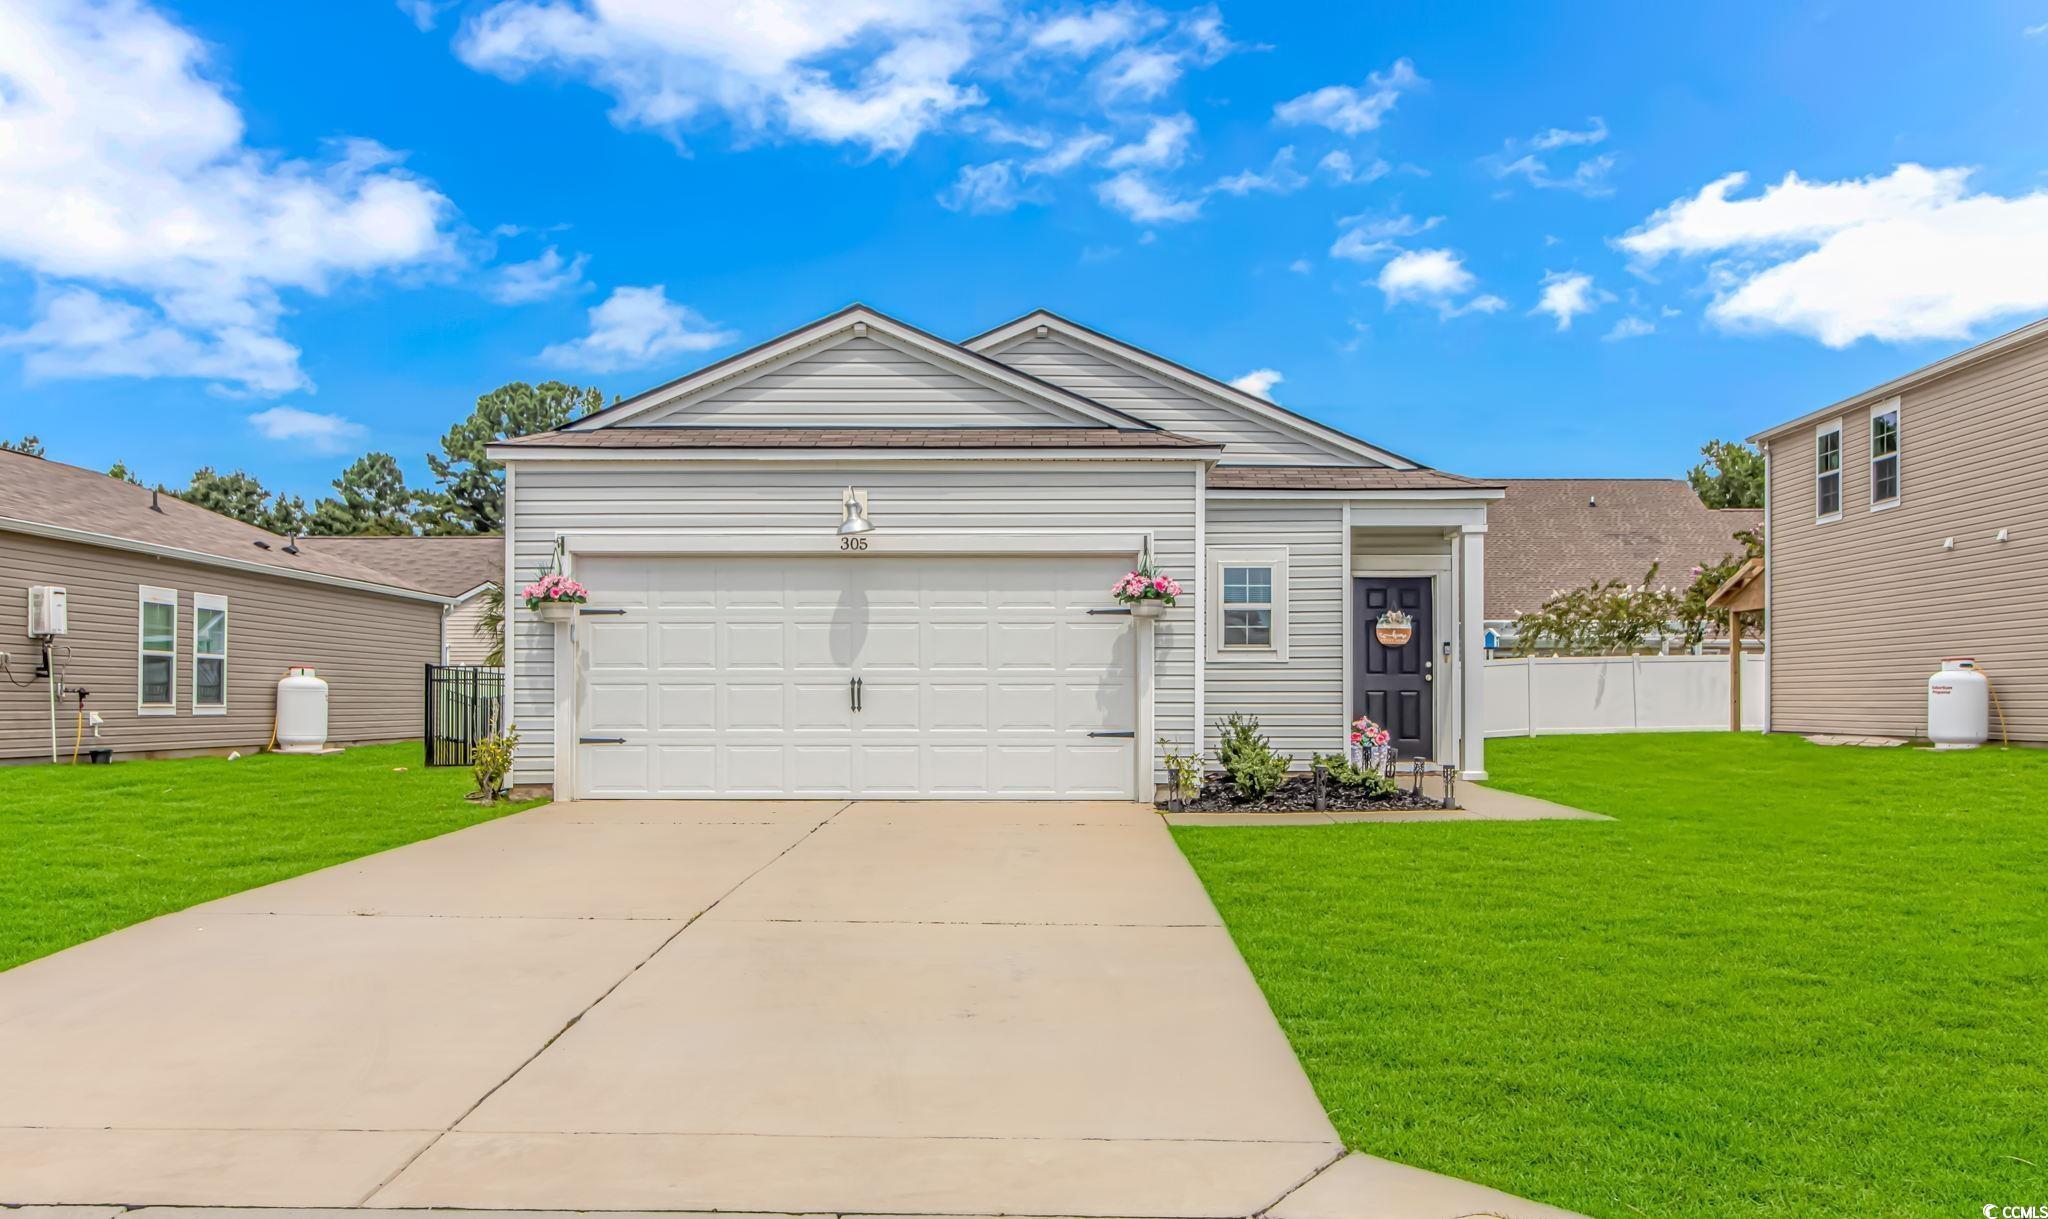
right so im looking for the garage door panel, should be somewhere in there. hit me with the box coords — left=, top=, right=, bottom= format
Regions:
left=656, top=683, right=716, bottom=731
left=574, top=554, right=1137, bottom=799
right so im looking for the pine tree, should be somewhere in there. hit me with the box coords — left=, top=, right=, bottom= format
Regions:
left=415, top=381, right=602, bottom=534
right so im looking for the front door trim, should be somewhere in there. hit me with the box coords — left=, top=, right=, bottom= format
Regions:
left=1352, top=575, right=1435, bottom=758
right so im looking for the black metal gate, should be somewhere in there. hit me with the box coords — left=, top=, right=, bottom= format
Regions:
left=424, top=664, right=504, bottom=767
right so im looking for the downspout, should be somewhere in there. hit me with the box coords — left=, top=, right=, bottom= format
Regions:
left=1760, top=441, right=1772, bottom=734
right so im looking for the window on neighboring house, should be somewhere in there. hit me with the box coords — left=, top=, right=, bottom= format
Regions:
left=139, top=586, right=177, bottom=713
left=1870, top=403, right=1900, bottom=508
left=194, top=594, right=227, bottom=713
left=1208, top=546, right=1290, bottom=660
left=1222, top=565, right=1274, bottom=647
left=1815, top=423, right=1843, bottom=520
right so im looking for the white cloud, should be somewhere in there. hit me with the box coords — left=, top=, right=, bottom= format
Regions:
left=1104, top=112, right=1194, bottom=169
left=1273, top=58, right=1420, bottom=135
left=1603, top=317, right=1655, bottom=341
left=1531, top=270, right=1609, bottom=331
left=2026, top=19, right=2048, bottom=36
left=1026, top=130, right=1112, bottom=173
left=1329, top=212, right=1440, bottom=262
left=1318, top=149, right=1389, bottom=185
left=540, top=285, right=737, bottom=372
left=939, top=159, right=1044, bottom=213
left=1377, top=249, right=1502, bottom=318
left=486, top=247, right=590, bottom=304
left=396, top=0, right=452, bottom=31
left=0, top=0, right=461, bottom=395
left=1228, top=367, right=1282, bottom=400
left=1095, top=171, right=1201, bottom=223
left=1209, top=147, right=1306, bottom=197
left=1618, top=164, right=2048, bottom=346
left=247, top=405, right=366, bottom=454
left=1288, top=258, right=1312, bottom=274
left=1029, top=3, right=1161, bottom=55
left=1487, top=117, right=1613, bottom=195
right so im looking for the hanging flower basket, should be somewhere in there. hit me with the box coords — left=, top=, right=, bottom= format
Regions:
left=525, top=573, right=588, bottom=623
left=1112, top=566, right=1182, bottom=618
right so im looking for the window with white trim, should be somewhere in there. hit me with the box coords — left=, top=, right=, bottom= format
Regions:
left=139, top=586, right=177, bottom=713
left=193, top=593, right=227, bottom=713
left=1815, top=422, right=1843, bottom=521
left=1207, top=546, right=1290, bottom=661
left=1870, top=402, right=1900, bottom=508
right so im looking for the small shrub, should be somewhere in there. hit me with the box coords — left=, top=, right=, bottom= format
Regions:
left=1215, top=713, right=1292, bottom=797
left=1158, top=736, right=1204, bottom=806
left=1314, top=751, right=1397, bottom=798
left=471, top=725, right=519, bottom=803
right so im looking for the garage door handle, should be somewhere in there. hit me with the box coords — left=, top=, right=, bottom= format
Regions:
left=578, top=736, right=626, bottom=745
left=579, top=607, right=627, bottom=616
left=1088, top=730, right=1135, bottom=738
left=1087, top=607, right=1132, bottom=615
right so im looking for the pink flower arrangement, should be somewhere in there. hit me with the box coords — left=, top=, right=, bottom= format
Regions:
left=1349, top=714, right=1392, bottom=771
left=523, top=572, right=589, bottom=609
left=1112, top=569, right=1183, bottom=605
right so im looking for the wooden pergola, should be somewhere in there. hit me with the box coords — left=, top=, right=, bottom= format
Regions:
left=1705, top=557, right=1765, bottom=732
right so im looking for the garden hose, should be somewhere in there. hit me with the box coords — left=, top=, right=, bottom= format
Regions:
left=1983, top=666, right=2012, bottom=747
left=71, top=708, right=84, bottom=764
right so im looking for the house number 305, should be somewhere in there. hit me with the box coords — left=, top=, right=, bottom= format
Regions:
left=839, top=536, right=870, bottom=551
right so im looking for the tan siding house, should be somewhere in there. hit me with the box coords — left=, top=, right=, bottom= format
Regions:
left=0, top=452, right=471, bottom=763
left=1754, top=317, right=2048, bottom=742
left=306, top=536, right=503, bottom=666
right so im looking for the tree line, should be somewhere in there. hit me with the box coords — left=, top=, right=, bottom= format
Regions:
left=3, top=381, right=606, bottom=537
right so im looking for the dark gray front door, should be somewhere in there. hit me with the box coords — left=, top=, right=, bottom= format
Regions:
left=1354, top=577, right=1434, bottom=757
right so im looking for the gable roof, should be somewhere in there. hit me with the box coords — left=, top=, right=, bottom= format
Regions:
left=0, top=451, right=449, bottom=602
left=1484, top=478, right=1762, bottom=620
left=298, top=535, right=503, bottom=598
left=1208, top=466, right=1503, bottom=493
left=964, top=309, right=1421, bottom=469
left=496, top=426, right=1218, bottom=453
left=562, top=304, right=1153, bottom=434
left=1750, top=313, right=2048, bottom=443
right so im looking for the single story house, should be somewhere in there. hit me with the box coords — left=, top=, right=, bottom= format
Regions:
left=310, top=536, right=503, bottom=665
left=0, top=451, right=462, bottom=762
left=491, top=305, right=1504, bottom=801
left=1751, top=314, right=2048, bottom=742
left=1485, top=478, right=1762, bottom=644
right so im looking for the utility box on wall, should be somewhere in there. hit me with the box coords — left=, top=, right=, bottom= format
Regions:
left=27, top=586, right=67, bottom=637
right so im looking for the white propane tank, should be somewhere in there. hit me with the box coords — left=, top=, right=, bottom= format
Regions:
left=1928, top=658, right=1989, bottom=750
left=275, top=666, right=330, bottom=754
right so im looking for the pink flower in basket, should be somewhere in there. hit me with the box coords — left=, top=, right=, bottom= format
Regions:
left=523, top=572, right=589, bottom=609
left=1112, top=568, right=1181, bottom=606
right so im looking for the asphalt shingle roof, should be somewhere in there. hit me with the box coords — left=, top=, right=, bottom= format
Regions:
left=496, top=426, right=1221, bottom=450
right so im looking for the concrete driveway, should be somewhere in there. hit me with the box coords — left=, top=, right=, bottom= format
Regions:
left=0, top=798, right=1343, bottom=1216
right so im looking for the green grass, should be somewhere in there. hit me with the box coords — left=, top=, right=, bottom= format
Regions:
left=1174, top=734, right=2048, bottom=1218
left=0, top=742, right=541, bottom=971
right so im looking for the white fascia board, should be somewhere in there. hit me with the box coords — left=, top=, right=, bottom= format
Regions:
left=966, top=312, right=1419, bottom=470
left=563, top=305, right=1145, bottom=432
left=486, top=446, right=1222, bottom=465
left=1206, top=488, right=1507, bottom=502
left=0, top=517, right=456, bottom=605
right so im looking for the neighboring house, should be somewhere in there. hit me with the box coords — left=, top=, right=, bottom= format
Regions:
left=490, top=305, right=1504, bottom=801
left=1751, top=315, right=2048, bottom=742
left=0, top=452, right=461, bottom=762
left=1485, top=478, right=1762, bottom=642
left=308, top=536, right=503, bottom=665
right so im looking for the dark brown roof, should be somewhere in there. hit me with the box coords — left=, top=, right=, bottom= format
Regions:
left=0, top=450, right=446, bottom=598
left=297, top=535, right=502, bottom=598
left=1207, top=465, right=1503, bottom=491
left=1485, top=479, right=1763, bottom=619
left=497, top=426, right=1221, bottom=450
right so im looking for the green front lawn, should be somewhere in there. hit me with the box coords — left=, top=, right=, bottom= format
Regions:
left=1175, top=734, right=2048, bottom=1218
left=0, top=743, right=540, bottom=971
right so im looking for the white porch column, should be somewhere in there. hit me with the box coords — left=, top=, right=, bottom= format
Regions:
left=1458, top=525, right=1487, bottom=780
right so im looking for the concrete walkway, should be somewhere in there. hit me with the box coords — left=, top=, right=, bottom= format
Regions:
left=0, top=799, right=1348, bottom=1216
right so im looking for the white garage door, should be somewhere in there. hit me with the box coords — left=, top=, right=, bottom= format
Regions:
left=573, top=553, right=1138, bottom=799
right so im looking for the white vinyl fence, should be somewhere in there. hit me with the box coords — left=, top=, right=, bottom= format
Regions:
left=1485, top=654, right=1767, bottom=737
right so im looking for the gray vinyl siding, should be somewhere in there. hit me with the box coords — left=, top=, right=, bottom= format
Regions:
left=0, top=531, right=439, bottom=761
left=1204, top=499, right=1346, bottom=764
left=507, top=463, right=1200, bottom=786
left=441, top=591, right=497, bottom=666
left=635, top=336, right=1095, bottom=428
left=1765, top=335, right=2048, bottom=741
left=986, top=334, right=1362, bottom=464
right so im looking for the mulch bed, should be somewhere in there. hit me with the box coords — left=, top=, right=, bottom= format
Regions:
left=1162, top=773, right=1453, bottom=813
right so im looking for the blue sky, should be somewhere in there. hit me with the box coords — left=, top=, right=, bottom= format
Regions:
left=2, top=0, right=2046, bottom=500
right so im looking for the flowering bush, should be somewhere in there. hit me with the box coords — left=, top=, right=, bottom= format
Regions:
left=1112, top=569, right=1183, bottom=606
left=522, top=572, right=588, bottom=609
